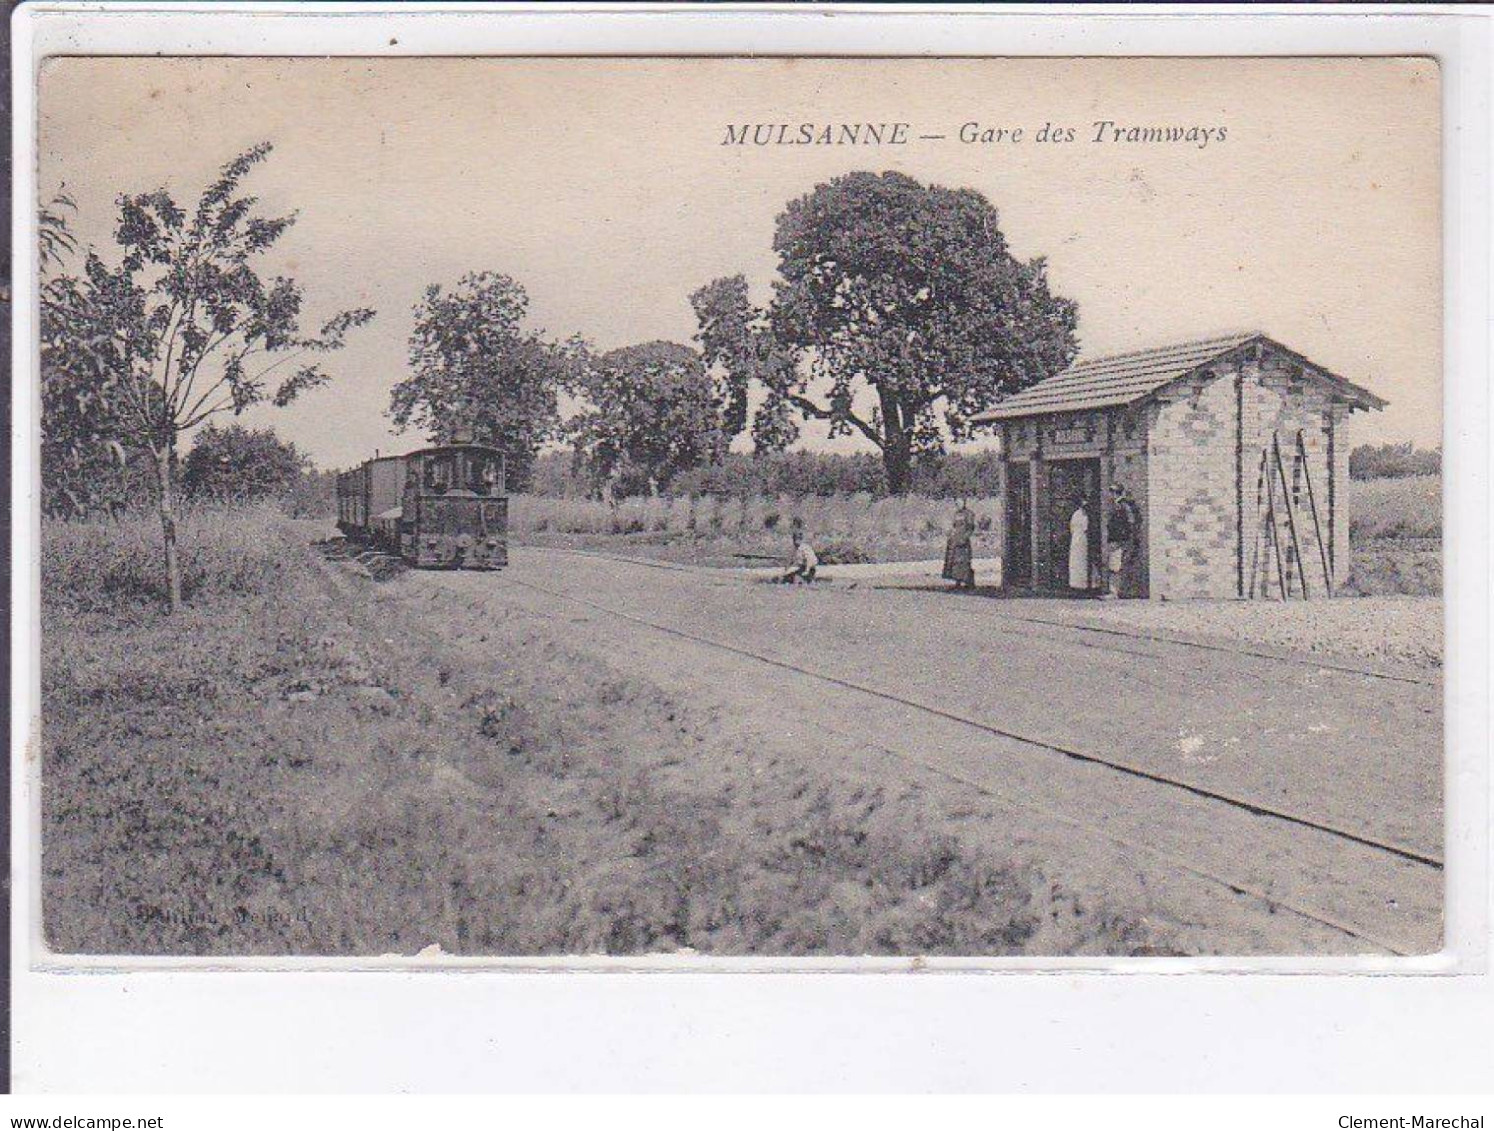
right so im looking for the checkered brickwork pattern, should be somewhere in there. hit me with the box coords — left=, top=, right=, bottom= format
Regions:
left=1165, top=489, right=1234, bottom=586
left=1148, top=374, right=1239, bottom=598
left=1245, top=375, right=1338, bottom=596
left=1148, top=361, right=1343, bottom=600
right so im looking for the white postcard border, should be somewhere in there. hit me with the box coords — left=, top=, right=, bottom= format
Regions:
left=10, top=2, right=1491, bottom=1092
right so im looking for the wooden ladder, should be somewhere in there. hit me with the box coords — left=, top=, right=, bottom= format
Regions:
left=1246, top=431, right=1333, bottom=600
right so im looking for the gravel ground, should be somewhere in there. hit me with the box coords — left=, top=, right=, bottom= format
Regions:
left=737, top=557, right=1004, bottom=582
left=431, top=550, right=1442, bottom=954
left=1075, top=596, right=1443, bottom=670
left=729, top=549, right=1442, bottom=671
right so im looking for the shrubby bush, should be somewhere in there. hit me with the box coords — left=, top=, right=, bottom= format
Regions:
left=1347, top=477, right=1442, bottom=542
left=182, top=424, right=310, bottom=503
left=1349, top=442, right=1441, bottom=480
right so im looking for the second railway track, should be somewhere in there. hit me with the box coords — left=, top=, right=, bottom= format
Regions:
left=472, top=559, right=1441, bottom=957
left=334, top=541, right=1440, bottom=956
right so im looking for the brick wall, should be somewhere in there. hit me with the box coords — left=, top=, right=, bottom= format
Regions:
left=1327, top=403, right=1352, bottom=590
left=997, top=412, right=1148, bottom=592
left=1244, top=360, right=1341, bottom=597
left=1146, top=352, right=1347, bottom=600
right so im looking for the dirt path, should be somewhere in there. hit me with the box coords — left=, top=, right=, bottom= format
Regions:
left=420, top=548, right=1442, bottom=955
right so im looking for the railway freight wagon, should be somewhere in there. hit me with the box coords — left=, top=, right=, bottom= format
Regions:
left=336, top=455, right=407, bottom=551
left=336, top=442, right=507, bottom=570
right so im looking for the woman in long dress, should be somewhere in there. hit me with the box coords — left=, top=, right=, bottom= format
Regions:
left=1068, top=496, right=1090, bottom=592
left=942, top=502, right=976, bottom=589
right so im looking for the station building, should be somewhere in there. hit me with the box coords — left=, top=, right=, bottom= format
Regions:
left=971, top=332, right=1385, bottom=600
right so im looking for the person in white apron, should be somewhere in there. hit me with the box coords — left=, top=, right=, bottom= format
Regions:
left=1068, top=496, right=1090, bottom=592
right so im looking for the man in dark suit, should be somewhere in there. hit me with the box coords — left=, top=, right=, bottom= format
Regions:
left=1105, top=483, right=1141, bottom=599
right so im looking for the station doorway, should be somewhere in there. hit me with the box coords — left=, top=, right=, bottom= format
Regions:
left=1042, top=458, right=1102, bottom=592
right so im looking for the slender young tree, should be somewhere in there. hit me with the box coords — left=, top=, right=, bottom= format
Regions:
left=41, top=144, right=374, bottom=609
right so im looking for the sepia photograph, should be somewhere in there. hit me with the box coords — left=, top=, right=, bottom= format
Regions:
left=31, top=54, right=1444, bottom=961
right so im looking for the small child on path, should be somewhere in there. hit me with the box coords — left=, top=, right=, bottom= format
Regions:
left=781, top=522, right=818, bottom=584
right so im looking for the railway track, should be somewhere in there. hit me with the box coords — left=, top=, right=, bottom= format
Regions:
left=531, top=543, right=1436, bottom=686
left=475, top=557, right=1440, bottom=957
left=330, top=542, right=1439, bottom=954
left=506, top=571, right=1438, bottom=869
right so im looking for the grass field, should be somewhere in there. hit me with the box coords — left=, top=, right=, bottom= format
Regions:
left=41, top=504, right=300, bottom=614
left=1348, top=475, right=1442, bottom=541
left=512, top=477, right=1442, bottom=594
left=37, top=475, right=1443, bottom=953
left=511, top=492, right=999, bottom=566
left=1343, top=475, right=1442, bottom=597
left=41, top=507, right=1167, bottom=955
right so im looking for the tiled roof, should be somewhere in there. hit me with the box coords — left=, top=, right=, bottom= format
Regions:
left=972, top=332, right=1385, bottom=422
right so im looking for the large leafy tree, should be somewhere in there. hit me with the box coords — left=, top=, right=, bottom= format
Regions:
left=181, top=422, right=311, bottom=503
left=690, top=275, right=801, bottom=455
left=390, top=272, right=577, bottom=491
left=569, top=341, right=727, bottom=497
left=40, top=273, right=151, bottom=518
left=694, top=170, right=1079, bottom=493
left=40, top=144, right=375, bottom=609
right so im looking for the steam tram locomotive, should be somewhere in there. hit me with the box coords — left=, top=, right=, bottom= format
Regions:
left=336, top=436, right=507, bottom=570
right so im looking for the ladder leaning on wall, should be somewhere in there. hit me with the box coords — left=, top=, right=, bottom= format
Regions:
left=1246, top=430, right=1334, bottom=600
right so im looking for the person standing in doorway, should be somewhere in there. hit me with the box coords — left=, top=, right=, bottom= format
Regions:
left=1067, top=494, right=1091, bottom=594
left=1106, top=483, right=1141, bottom=599
left=942, top=500, right=977, bottom=589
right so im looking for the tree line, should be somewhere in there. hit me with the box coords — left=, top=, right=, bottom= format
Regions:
left=42, top=149, right=1078, bottom=609
left=389, top=168, right=1077, bottom=498
left=529, top=449, right=1009, bottom=501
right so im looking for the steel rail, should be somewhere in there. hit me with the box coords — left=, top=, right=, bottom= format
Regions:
left=489, top=571, right=1441, bottom=956
left=327, top=543, right=1439, bottom=954
left=527, top=543, right=1435, bottom=686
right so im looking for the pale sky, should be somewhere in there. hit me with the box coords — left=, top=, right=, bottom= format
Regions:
left=38, top=57, right=1442, bottom=469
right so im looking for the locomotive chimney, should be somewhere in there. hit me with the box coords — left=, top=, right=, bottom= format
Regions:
left=450, top=394, right=475, bottom=445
